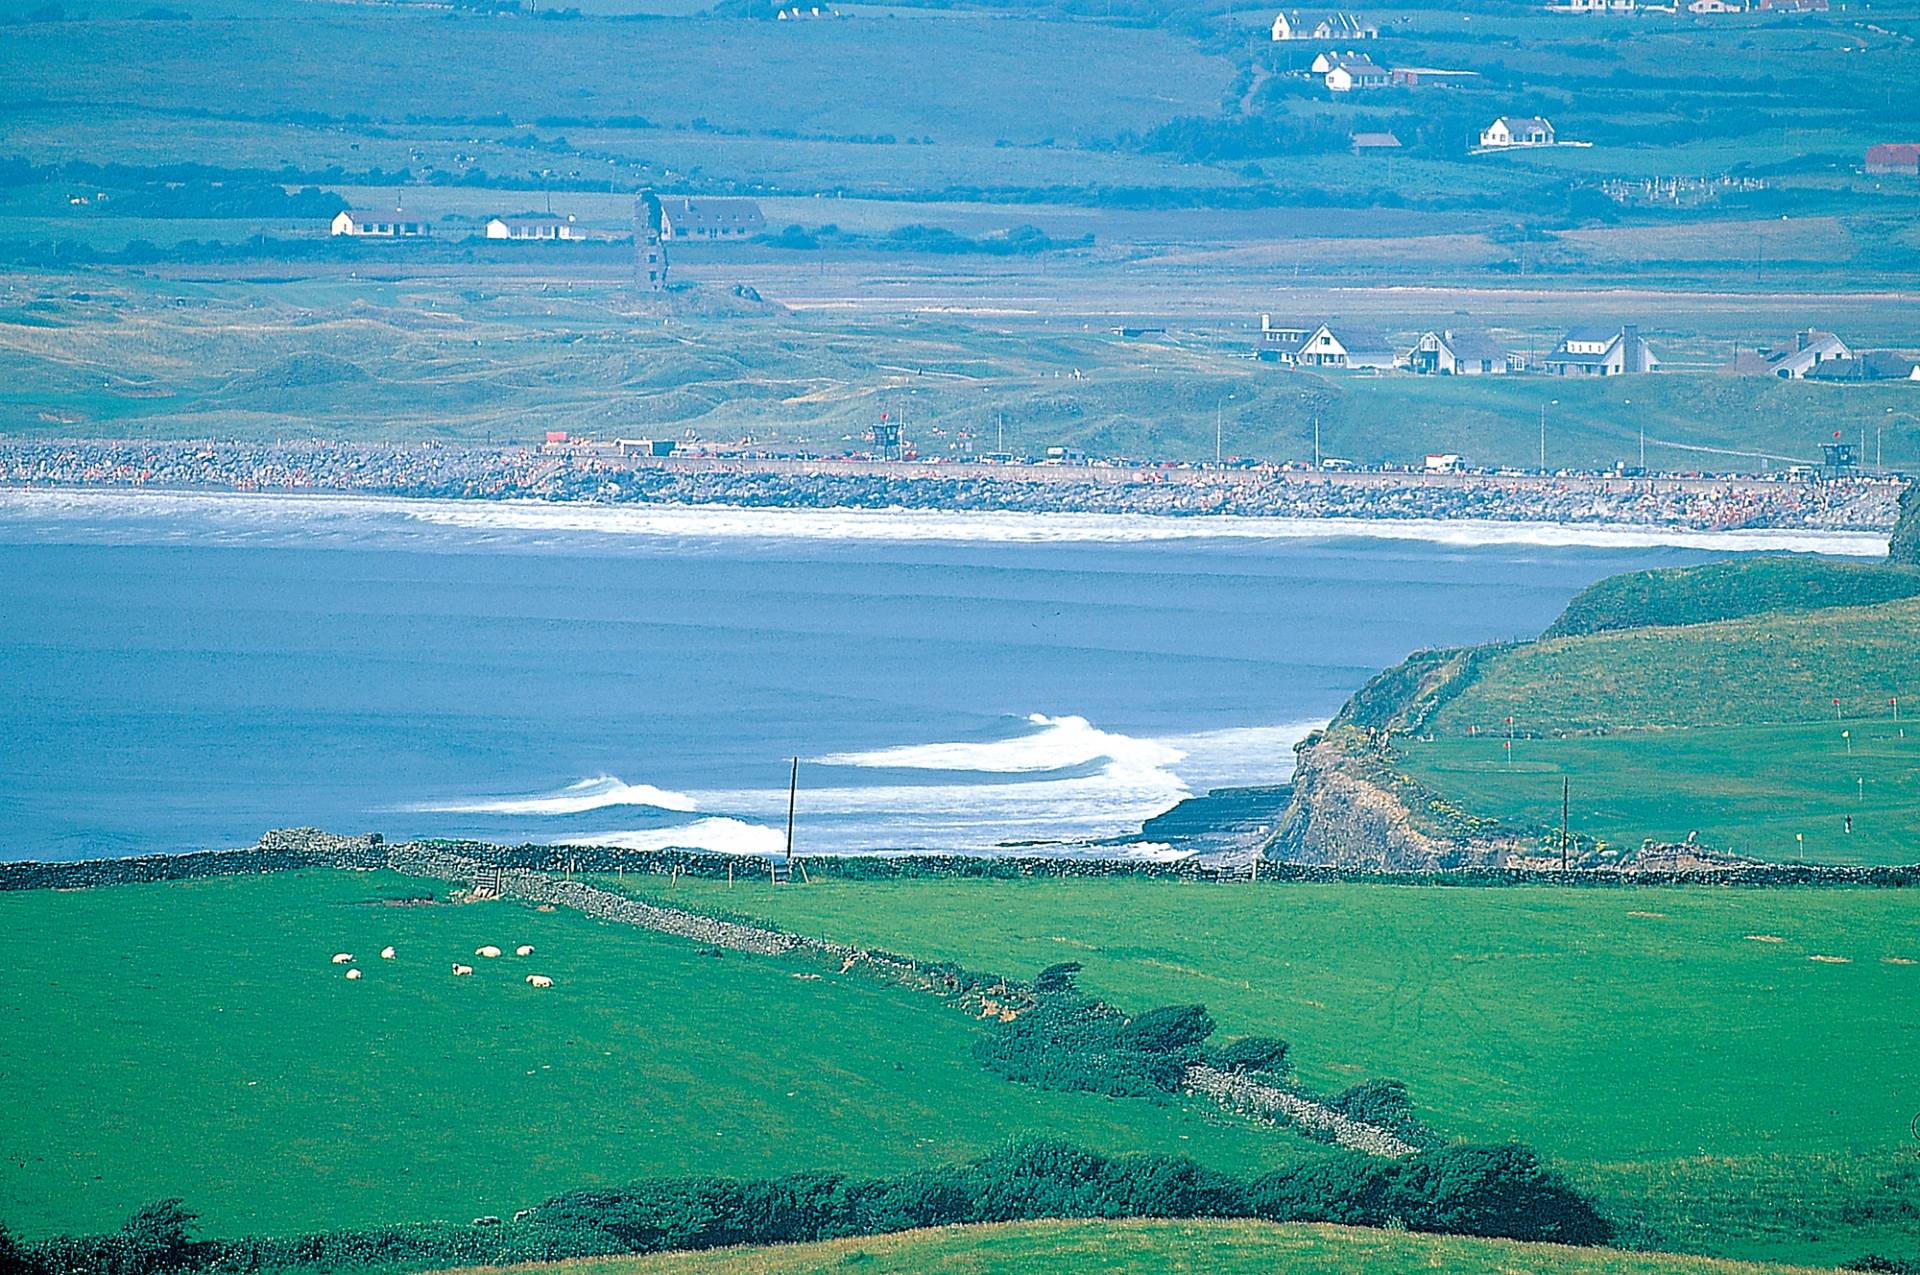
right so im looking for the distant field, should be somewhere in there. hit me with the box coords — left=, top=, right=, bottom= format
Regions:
left=441, top=1218, right=1849, bottom=1275
left=5, top=269, right=1920, bottom=470
left=601, top=873, right=1920, bottom=1266
left=1401, top=718, right=1920, bottom=865
left=0, top=871, right=1323, bottom=1238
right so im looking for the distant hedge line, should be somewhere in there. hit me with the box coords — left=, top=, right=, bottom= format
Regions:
left=5, top=1137, right=1611, bottom=1275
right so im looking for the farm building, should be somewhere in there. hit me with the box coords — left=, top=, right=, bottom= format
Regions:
left=1271, top=11, right=1377, bottom=40
left=1257, top=317, right=1395, bottom=369
left=1723, top=330, right=1853, bottom=379
left=1480, top=117, right=1555, bottom=148
left=1351, top=131, right=1402, bottom=153
left=1391, top=67, right=1479, bottom=87
left=330, top=209, right=430, bottom=237
left=1542, top=324, right=1661, bottom=376
left=1410, top=329, right=1521, bottom=376
left=659, top=198, right=767, bottom=241
left=1866, top=144, right=1920, bottom=175
left=485, top=214, right=579, bottom=241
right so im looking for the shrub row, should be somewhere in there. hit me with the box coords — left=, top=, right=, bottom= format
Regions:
left=8, top=1137, right=1611, bottom=1275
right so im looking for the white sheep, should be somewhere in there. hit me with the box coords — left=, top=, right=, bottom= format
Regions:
left=345, top=968, right=363, bottom=981
left=452, top=963, right=474, bottom=977
left=380, top=946, right=396, bottom=960
left=331, top=953, right=354, bottom=964
left=476, top=945, right=502, bottom=958
left=515, top=945, right=535, bottom=957
left=526, top=974, right=554, bottom=989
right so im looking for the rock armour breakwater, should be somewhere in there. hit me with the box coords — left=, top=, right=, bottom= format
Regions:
left=0, top=440, right=1901, bottom=530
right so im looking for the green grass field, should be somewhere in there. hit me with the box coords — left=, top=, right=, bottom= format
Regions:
left=438, top=1218, right=1849, bottom=1275
left=1401, top=718, right=1920, bottom=865
left=599, top=873, right=1920, bottom=1266
left=0, top=871, right=1327, bottom=1239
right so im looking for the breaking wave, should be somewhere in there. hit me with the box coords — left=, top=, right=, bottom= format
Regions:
left=559, top=818, right=786, bottom=857
left=408, top=775, right=697, bottom=816
left=0, top=488, right=1889, bottom=556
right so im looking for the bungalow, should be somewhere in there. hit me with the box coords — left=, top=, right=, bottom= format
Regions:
left=1272, top=11, right=1377, bottom=40
left=1755, top=0, right=1828, bottom=11
left=1558, top=0, right=1636, bottom=11
left=1866, top=143, right=1920, bottom=176
left=1542, top=324, right=1660, bottom=376
left=1410, top=329, right=1521, bottom=376
left=1257, top=317, right=1396, bottom=369
left=1320, top=51, right=1391, bottom=91
left=330, top=208, right=430, bottom=237
left=485, top=213, right=579, bottom=241
left=1687, top=0, right=1745, bottom=12
left=1724, top=329, right=1853, bottom=379
left=1480, top=116, right=1556, bottom=148
left=658, top=197, right=767, bottom=241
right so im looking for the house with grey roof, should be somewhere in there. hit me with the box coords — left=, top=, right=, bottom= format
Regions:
left=659, top=197, right=767, bottom=241
left=1542, top=324, right=1660, bottom=376
left=1723, top=329, right=1852, bottom=379
left=1479, top=116, right=1556, bottom=148
left=1258, top=317, right=1396, bottom=369
left=330, top=208, right=430, bottom=238
left=1410, top=329, right=1521, bottom=376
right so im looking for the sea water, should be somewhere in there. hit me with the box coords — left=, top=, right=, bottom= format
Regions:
left=0, top=489, right=1880, bottom=860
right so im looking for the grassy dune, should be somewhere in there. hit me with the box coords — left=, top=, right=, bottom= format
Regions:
left=440, top=1218, right=1848, bottom=1275
left=605, top=872, right=1920, bottom=1267
left=0, top=871, right=1324, bottom=1238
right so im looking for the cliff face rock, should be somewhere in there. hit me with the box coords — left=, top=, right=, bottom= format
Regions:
left=1268, top=730, right=1521, bottom=870
left=1890, top=482, right=1920, bottom=565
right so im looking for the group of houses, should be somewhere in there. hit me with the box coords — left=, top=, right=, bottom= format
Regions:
left=1550, top=0, right=1827, bottom=13
left=325, top=197, right=769, bottom=243
left=1304, top=47, right=1481, bottom=93
left=1257, top=317, right=1920, bottom=381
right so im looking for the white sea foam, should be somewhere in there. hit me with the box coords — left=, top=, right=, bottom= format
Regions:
left=816, top=713, right=1182, bottom=775
left=0, top=487, right=1889, bottom=556
left=560, top=818, right=786, bottom=856
left=408, top=775, right=697, bottom=816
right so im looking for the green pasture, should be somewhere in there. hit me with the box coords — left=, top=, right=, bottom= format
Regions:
left=602, top=872, right=1920, bottom=1265
left=1401, top=720, right=1920, bottom=865
left=0, top=871, right=1325, bottom=1239
left=1426, top=597, right=1920, bottom=738
left=442, top=1218, right=1853, bottom=1275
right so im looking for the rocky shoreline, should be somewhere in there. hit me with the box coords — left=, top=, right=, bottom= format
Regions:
left=0, top=439, right=1902, bottom=530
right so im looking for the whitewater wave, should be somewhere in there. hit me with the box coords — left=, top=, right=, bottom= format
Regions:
left=815, top=713, right=1184, bottom=775
left=0, top=488, right=1889, bottom=556
left=407, top=775, right=697, bottom=816
left=560, top=818, right=786, bottom=856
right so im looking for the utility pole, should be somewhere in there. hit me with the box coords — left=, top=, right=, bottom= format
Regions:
left=1561, top=776, right=1570, bottom=871
left=784, top=757, right=798, bottom=867
left=1313, top=415, right=1321, bottom=468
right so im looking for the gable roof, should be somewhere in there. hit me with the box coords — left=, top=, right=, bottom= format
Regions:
left=660, top=197, right=766, bottom=233
left=1351, top=131, right=1402, bottom=149
left=1433, top=329, right=1509, bottom=362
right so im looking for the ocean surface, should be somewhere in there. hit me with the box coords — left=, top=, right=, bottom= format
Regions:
left=0, top=489, right=1882, bottom=862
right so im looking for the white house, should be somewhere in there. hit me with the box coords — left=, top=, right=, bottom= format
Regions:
left=1410, top=329, right=1521, bottom=376
left=1542, top=324, right=1660, bottom=376
left=1321, top=51, right=1390, bottom=91
left=330, top=209, right=430, bottom=237
left=1687, top=0, right=1745, bottom=12
left=485, top=213, right=579, bottom=241
left=1479, top=116, right=1556, bottom=148
left=1557, top=0, right=1636, bottom=11
left=1273, top=10, right=1377, bottom=39
left=1258, top=317, right=1396, bottom=369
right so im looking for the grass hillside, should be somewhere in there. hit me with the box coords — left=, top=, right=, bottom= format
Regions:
left=0, top=871, right=1324, bottom=1238
left=1381, top=557, right=1920, bottom=865
left=437, top=1218, right=1846, bottom=1275
left=1542, top=558, right=1920, bottom=639
left=601, top=873, right=1920, bottom=1267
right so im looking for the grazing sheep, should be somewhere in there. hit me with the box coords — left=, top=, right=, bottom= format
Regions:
left=331, top=953, right=354, bottom=964
left=379, top=946, right=396, bottom=960
left=452, top=963, right=474, bottom=977
left=526, top=974, right=554, bottom=989
left=345, top=968, right=363, bottom=981
left=476, top=945, right=502, bottom=958
left=515, top=945, right=535, bottom=957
